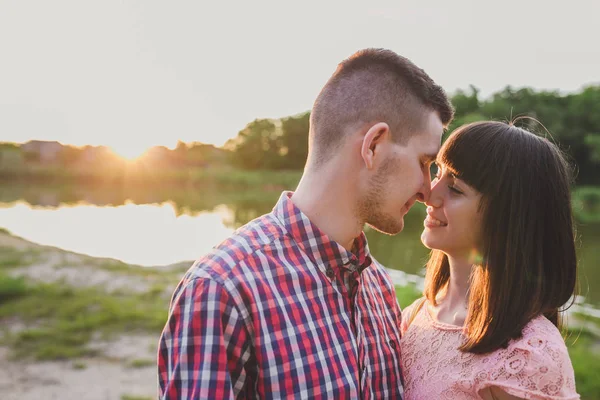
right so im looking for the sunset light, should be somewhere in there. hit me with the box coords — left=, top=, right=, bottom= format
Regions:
left=109, top=143, right=154, bottom=161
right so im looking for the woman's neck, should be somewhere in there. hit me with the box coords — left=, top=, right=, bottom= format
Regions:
left=432, top=254, right=473, bottom=326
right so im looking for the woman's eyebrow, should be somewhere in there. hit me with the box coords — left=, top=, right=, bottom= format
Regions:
left=436, top=162, right=459, bottom=176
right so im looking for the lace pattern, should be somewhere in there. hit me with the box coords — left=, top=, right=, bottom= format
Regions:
left=399, top=299, right=579, bottom=399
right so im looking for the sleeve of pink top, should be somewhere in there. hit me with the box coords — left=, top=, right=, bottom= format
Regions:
left=474, top=318, right=580, bottom=400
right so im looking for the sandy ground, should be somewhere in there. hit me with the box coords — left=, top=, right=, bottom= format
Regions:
left=0, top=233, right=189, bottom=400
left=0, top=338, right=158, bottom=400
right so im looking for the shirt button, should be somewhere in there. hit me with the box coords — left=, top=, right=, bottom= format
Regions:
left=326, top=266, right=335, bottom=278
left=389, top=340, right=397, bottom=349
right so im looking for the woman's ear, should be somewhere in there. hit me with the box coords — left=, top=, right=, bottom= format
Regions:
left=361, top=122, right=390, bottom=169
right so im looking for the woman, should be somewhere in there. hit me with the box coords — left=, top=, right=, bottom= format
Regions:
left=400, top=121, right=579, bottom=399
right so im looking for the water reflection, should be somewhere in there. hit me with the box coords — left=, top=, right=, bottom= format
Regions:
left=0, top=183, right=598, bottom=306
left=0, top=201, right=235, bottom=266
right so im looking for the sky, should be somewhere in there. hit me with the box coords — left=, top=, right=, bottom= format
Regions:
left=1, top=0, right=599, bottom=159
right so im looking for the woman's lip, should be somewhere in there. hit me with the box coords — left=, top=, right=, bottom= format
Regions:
left=424, top=215, right=448, bottom=227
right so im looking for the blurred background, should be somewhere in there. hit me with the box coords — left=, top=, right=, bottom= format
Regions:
left=0, top=1, right=599, bottom=399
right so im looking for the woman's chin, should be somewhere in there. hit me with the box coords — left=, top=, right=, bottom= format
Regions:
left=420, top=231, right=437, bottom=250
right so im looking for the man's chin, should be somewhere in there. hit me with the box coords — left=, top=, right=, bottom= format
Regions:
left=366, top=218, right=404, bottom=236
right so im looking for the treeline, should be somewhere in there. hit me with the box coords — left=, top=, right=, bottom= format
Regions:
left=226, top=85, right=600, bottom=185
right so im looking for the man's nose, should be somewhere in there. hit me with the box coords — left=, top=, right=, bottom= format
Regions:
left=416, top=178, right=432, bottom=204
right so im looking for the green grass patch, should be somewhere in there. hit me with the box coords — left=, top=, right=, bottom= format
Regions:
left=0, top=279, right=168, bottom=360
left=565, top=329, right=600, bottom=400
left=121, top=395, right=153, bottom=400
left=72, top=361, right=87, bottom=370
left=128, top=358, right=154, bottom=368
left=93, top=259, right=168, bottom=278
left=0, top=246, right=31, bottom=269
left=0, top=273, right=27, bottom=303
left=395, top=284, right=422, bottom=309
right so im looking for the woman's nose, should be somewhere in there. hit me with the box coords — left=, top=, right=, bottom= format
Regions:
left=425, top=180, right=443, bottom=208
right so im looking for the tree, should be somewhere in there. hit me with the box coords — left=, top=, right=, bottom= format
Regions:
left=228, top=119, right=281, bottom=169
left=279, top=112, right=309, bottom=170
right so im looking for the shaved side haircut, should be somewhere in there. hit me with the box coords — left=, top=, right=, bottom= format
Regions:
left=310, top=48, right=454, bottom=164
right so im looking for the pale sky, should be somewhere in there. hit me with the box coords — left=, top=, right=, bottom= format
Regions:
left=1, top=0, right=599, bottom=158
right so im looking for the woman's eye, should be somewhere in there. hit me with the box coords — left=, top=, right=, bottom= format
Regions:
left=448, top=185, right=463, bottom=194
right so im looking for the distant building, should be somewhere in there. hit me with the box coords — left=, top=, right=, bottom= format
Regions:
left=22, top=140, right=63, bottom=163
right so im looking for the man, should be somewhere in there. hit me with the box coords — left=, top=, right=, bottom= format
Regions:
left=158, top=48, right=453, bottom=399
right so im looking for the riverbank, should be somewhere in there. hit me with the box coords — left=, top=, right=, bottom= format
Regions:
left=0, top=229, right=599, bottom=399
left=0, top=166, right=303, bottom=191
left=0, top=229, right=190, bottom=400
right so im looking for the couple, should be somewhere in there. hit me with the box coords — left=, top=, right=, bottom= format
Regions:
left=158, top=49, right=579, bottom=399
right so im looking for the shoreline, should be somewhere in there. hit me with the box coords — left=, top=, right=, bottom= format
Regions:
left=0, top=231, right=189, bottom=400
left=4, top=228, right=600, bottom=319
left=1, top=230, right=599, bottom=399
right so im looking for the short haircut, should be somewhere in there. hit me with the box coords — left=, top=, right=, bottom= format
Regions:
left=309, top=48, right=454, bottom=163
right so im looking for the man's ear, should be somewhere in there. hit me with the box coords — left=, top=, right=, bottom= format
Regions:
left=361, top=122, right=390, bottom=170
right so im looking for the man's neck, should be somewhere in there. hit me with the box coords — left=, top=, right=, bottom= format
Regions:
left=291, top=168, right=362, bottom=250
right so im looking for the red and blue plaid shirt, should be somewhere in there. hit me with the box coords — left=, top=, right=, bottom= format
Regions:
left=158, top=192, right=404, bottom=399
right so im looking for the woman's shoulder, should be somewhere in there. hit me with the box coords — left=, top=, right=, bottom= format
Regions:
left=514, top=314, right=569, bottom=354
left=402, top=296, right=425, bottom=315
left=474, top=315, right=578, bottom=399
left=400, top=296, right=426, bottom=335
left=504, top=315, right=572, bottom=372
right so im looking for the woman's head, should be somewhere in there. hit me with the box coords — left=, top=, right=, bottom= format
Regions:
left=423, top=121, right=577, bottom=354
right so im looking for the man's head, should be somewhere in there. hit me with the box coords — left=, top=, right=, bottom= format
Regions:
left=308, top=48, right=454, bottom=234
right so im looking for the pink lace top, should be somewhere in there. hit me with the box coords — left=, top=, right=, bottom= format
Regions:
left=400, top=299, right=579, bottom=399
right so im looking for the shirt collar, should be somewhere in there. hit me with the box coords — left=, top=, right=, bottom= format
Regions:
left=273, top=191, right=372, bottom=274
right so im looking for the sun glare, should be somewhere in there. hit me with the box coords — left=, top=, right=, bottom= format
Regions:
left=110, top=144, right=149, bottom=161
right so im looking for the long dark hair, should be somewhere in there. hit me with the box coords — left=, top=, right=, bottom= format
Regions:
left=424, top=121, right=577, bottom=354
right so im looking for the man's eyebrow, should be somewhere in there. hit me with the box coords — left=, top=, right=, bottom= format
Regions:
left=422, top=153, right=437, bottom=163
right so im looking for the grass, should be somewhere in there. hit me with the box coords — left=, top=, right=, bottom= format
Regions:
left=0, top=273, right=27, bottom=303
left=395, top=284, right=422, bottom=309
left=121, top=395, right=153, bottom=400
left=93, top=259, right=165, bottom=277
left=0, top=246, right=35, bottom=269
left=72, top=361, right=87, bottom=370
left=565, top=330, right=600, bottom=399
left=0, top=278, right=169, bottom=360
left=128, top=358, right=154, bottom=368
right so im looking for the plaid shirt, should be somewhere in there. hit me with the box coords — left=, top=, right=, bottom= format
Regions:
left=158, top=192, right=404, bottom=399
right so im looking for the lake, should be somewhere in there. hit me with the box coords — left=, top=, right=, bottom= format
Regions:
left=1, top=183, right=599, bottom=308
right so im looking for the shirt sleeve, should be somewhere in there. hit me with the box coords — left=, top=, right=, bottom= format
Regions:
left=158, top=277, right=252, bottom=400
